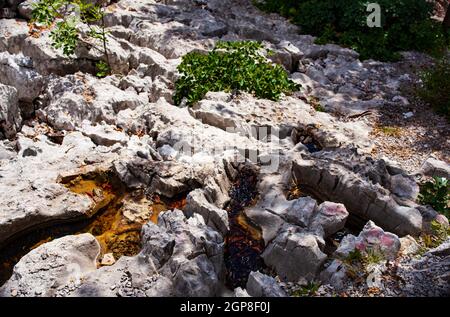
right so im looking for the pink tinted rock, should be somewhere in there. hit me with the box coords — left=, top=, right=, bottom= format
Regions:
left=320, top=202, right=348, bottom=216
left=361, top=221, right=400, bottom=260
left=334, top=221, right=400, bottom=260
left=312, top=201, right=349, bottom=237
left=363, top=228, right=383, bottom=245
left=434, top=214, right=449, bottom=228
left=355, top=241, right=366, bottom=251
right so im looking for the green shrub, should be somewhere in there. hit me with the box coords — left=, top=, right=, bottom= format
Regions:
left=31, top=0, right=62, bottom=25
left=419, top=177, right=450, bottom=218
left=32, top=0, right=111, bottom=76
left=173, top=41, right=300, bottom=106
left=255, top=0, right=448, bottom=61
left=417, top=57, right=450, bottom=119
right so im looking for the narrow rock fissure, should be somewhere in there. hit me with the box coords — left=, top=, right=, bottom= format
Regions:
left=224, top=167, right=266, bottom=289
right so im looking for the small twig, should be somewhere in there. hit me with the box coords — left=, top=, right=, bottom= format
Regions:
left=347, top=110, right=373, bottom=120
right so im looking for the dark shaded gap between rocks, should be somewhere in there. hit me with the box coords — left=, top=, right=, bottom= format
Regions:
left=291, top=126, right=323, bottom=153
left=0, top=169, right=186, bottom=287
left=224, top=167, right=265, bottom=289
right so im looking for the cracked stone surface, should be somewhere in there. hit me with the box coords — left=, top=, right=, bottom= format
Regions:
left=0, top=0, right=448, bottom=297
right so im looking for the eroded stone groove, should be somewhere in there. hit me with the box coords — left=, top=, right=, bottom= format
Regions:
left=290, top=149, right=439, bottom=237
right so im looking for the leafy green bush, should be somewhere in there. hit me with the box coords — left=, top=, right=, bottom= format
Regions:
left=255, top=0, right=448, bottom=61
left=417, top=57, right=450, bottom=119
left=419, top=177, right=450, bottom=218
left=173, top=41, right=300, bottom=106
left=32, top=0, right=110, bottom=77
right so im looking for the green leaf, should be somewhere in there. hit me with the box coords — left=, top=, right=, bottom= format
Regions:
left=50, top=19, right=79, bottom=56
left=418, top=177, right=450, bottom=218
left=95, top=60, right=110, bottom=78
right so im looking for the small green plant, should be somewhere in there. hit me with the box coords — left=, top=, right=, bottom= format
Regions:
left=341, top=247, right=385, bottom=283
left=173, top=41, right=300, bottom=106
left=292, top=281, right=321, bottom=297
left=431, top=220, right=450, bottom=240
left=345, top=248, right=363, bottom=264
left=364, top=249, right=384, bottom=265
left=31, top=0, right=62, bottom=25
left=419, top=220, right=450, bottom=251
left=418, top=177, right=450, bottom=218
left=308, top=96, right=325, bottom=112
left=95, top=60, right=110, bottom=78
left=31, top=0, right=111, bottom=77
left=345, top=247, right=385, bottom=265
left=314, top=104, right=325, bottom=112
left=50, top=18, right=79, bottom=56
left=417, top=57, right=450, bottom=119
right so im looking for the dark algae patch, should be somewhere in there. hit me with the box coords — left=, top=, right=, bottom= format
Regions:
left=224, top=167, right=265, bottom=289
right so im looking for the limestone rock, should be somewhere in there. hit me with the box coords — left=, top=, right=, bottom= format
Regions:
left=189, top=92, right=372, bottom=152
left=284, top=196, right=318, bottom=227
left=0, top=83, right=21, bottom=139
left=157, top=210, right=224, bottom=296
left=0, top=131, right=118, bottom=244
left=172, top=254, right=219, bottom=297
left=311, top=202, right=349, bottom=238
left=0, top=0, right=447, bottom=299
left=319, top=259, right=348, bottom=291
left=0, top=52, right=46, bottom=104
left=390, top=174, right=419, bottom=201
left=261, top=227, right=327, bottom=282
left=184, top=189, right=229, bottom=236
left=158, top=144, right=178, bottom=161
left=334, top=221, right=401, bottom=261
left=101, top=253, right=116, bottom=266
left=246, top=271, right=287, bottom=297
left=80, top=121, right=128, bottom=147
left=292, top=151, right=423, bottom=236
left=0, top=234, right=100, bottom=297
left=0, top=139, right=16, bottom=160
left=37, top=74, right=146, bottom=131
left=18, top=0, right=38, bottom=20
left=399, top=235, right=421, bottom=256
left=420, top=158, right=450, bottom=179
left=140, top=221, right=176, bottom=269
left=234, top=287, right=251, bottom=297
